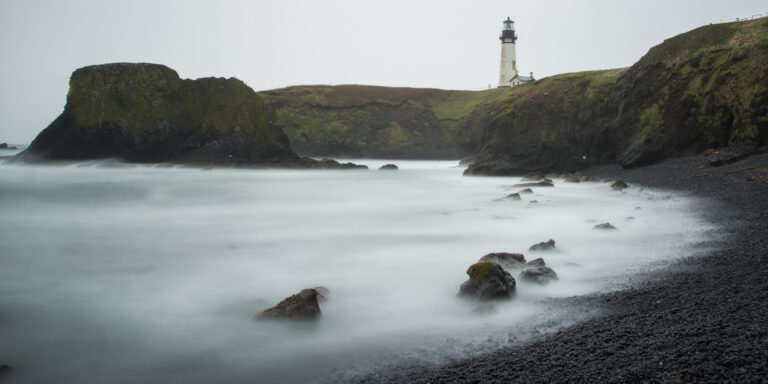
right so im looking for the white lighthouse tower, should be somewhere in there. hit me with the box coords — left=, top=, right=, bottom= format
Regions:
left=498, top=17, right=518, bottom=87
left=497, top=17, right=534, bottom=88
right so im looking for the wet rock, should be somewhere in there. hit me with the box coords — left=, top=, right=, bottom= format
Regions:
left=564, top=175, right=582, bottom=183
left=0, top=143, right=6, bottom=149
left=529, top=239, right=556, bottom=251
left=529, top=200, right=539, bottom=204
left=519, top=258, right=559, bottom=284
left=522, top=172, right=546, bottom=181
left=611, top=180, right=628, bottom=190
left=505, top=192, right=521, bottom=200
left=514, top=180, right=554, bottom=188
left=478, top=252, right=526, bottom=270
left=518, top=188, right=533, bottom=194
left=379, top=164, right=399, bottom=170
left=594, top=222, right=617, bottom=230
left=458, top=262, right=516, bottom=301
left=257, top=288, right=322, bottom=320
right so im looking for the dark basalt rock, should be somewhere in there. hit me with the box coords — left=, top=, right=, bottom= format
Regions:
left=379, top=163, right=399, bottom=170
left=519, top=258, right=559, bottom=284
left=594, top=222, right=617, bottom=230
left=478, top=252, right=527, bottom=270
left=611, top=180, right=628, bottom=190
left=458, top=262, right=516, bottom=301
left=257, top=288, right=322, bottom=320
left=513, top=180, right=554, bottom=188
left=518, top=188, right=534, bottom=194
left=529, top=239, right=556, bottom=251
left=505, top=192, right=521, bottom=200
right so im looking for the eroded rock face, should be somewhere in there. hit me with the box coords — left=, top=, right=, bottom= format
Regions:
left=529, top=239, right=556, bottom=251
left=478, top=252, right=527, bottom=270
left=20, top=63, right=299, bottom=165
left=464, top=20, right=768, bottom=175
left=519, top=258, right=559, bottom=284
left=257, top=288, right=322, bottom=320
left=458, top=262, right=516, bottom=301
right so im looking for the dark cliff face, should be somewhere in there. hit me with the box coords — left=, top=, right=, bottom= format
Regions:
left=22, top=63, right=298, bottom=164
left=260, top=85, right=511, bottom=159
left=466, top=19, right=768, bottom=175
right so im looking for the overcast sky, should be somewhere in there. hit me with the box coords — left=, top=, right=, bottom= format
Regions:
left=1, top=0, right=765, bottom=143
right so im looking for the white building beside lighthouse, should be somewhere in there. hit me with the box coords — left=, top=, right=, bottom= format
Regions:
left=498, top=17, right=535, bottom=88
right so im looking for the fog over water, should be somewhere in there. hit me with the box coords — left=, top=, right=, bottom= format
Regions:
left=0, top=160, right=716, bottom=383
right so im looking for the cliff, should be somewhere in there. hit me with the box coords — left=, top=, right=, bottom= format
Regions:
left=260, top=85, right=511, bottom=159
left=21, top=63, right=300, bottom=165
left=466, top=18, right=768, bottom=175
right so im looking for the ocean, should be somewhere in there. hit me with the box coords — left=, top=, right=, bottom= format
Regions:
left=0, top=159, right=716, bottom=383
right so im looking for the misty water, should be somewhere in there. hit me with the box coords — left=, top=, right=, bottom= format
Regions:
left=0, top=159, right=716, bottom=383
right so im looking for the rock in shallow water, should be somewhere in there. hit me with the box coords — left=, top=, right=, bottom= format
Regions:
left=478, top=252, right=526, bottom=270
left=594, top=222, right=617, bottom=230
left=519, top=258, right=559, bottom=284
left=379, top=164, right=399, bottom=170
left=514, top=180, right=554, bottom=188
left=505, top=192, right=521, bottom=200
left=529, top=239, right=556, bottom=251
left=458, top=262, right=516, bottom=301
left=257, top=288, right=322, bottom=320
left=611, top=180, right=628, bottom=190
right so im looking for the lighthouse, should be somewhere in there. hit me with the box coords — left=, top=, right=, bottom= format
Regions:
left=497, top=17, right=534, bottom=88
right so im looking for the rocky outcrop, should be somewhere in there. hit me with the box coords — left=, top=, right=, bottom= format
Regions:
left=19, top=63, right=303, bottom=166
left=260, top=85, right=512, bottom=159
left=257, top=288, right=322, bottom=320
left=505, top=192, right=521, bottom=200
left=458, top=262, right=516, bottom=301
left=611, top=180, right=629, bottom=190
left=513, top=180, right=554, bottom=188
left=379, top=163, right=399, bottom=170
left=529, top=239, right=556, bottom=251
left=478, top=252, right=526, bottom=270
left=465, top=19, right=768, bottom=175
left=594, top=222, right=618, bottom=230
left=519, top=258, right=559, bottom=284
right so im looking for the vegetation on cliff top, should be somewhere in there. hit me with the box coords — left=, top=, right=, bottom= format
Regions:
left=261, top=85, right=512, bottom=159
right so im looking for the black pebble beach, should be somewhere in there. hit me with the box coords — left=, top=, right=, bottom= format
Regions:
left=356, top=153, right=768, bottom=383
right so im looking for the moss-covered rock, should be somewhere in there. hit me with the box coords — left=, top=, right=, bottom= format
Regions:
left=21, top=63, right=299, bottom=165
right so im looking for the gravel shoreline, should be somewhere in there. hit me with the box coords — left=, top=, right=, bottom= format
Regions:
left=358, top=153, right=768, bottom=383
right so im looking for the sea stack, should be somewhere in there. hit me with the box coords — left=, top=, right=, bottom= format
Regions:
left=19, top=63, right=299, bottom=165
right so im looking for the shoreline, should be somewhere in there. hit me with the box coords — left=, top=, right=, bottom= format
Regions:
left=356, top=153, right=768, bottom=383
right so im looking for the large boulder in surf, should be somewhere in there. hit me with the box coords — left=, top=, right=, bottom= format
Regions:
left=458, top=262, right=516, bottom=301
left=478, top=252, right=526, bottom=270
left=519, top=258, right=559, bottom=284
left=18, top=63, right=300, bottom=165
left=611, top=180, right=628, bottom=190
left=257, top=288, right=322, bottom=320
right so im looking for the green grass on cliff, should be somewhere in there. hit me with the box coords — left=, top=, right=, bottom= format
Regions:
left=430, top=88, right=513, bottom=120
